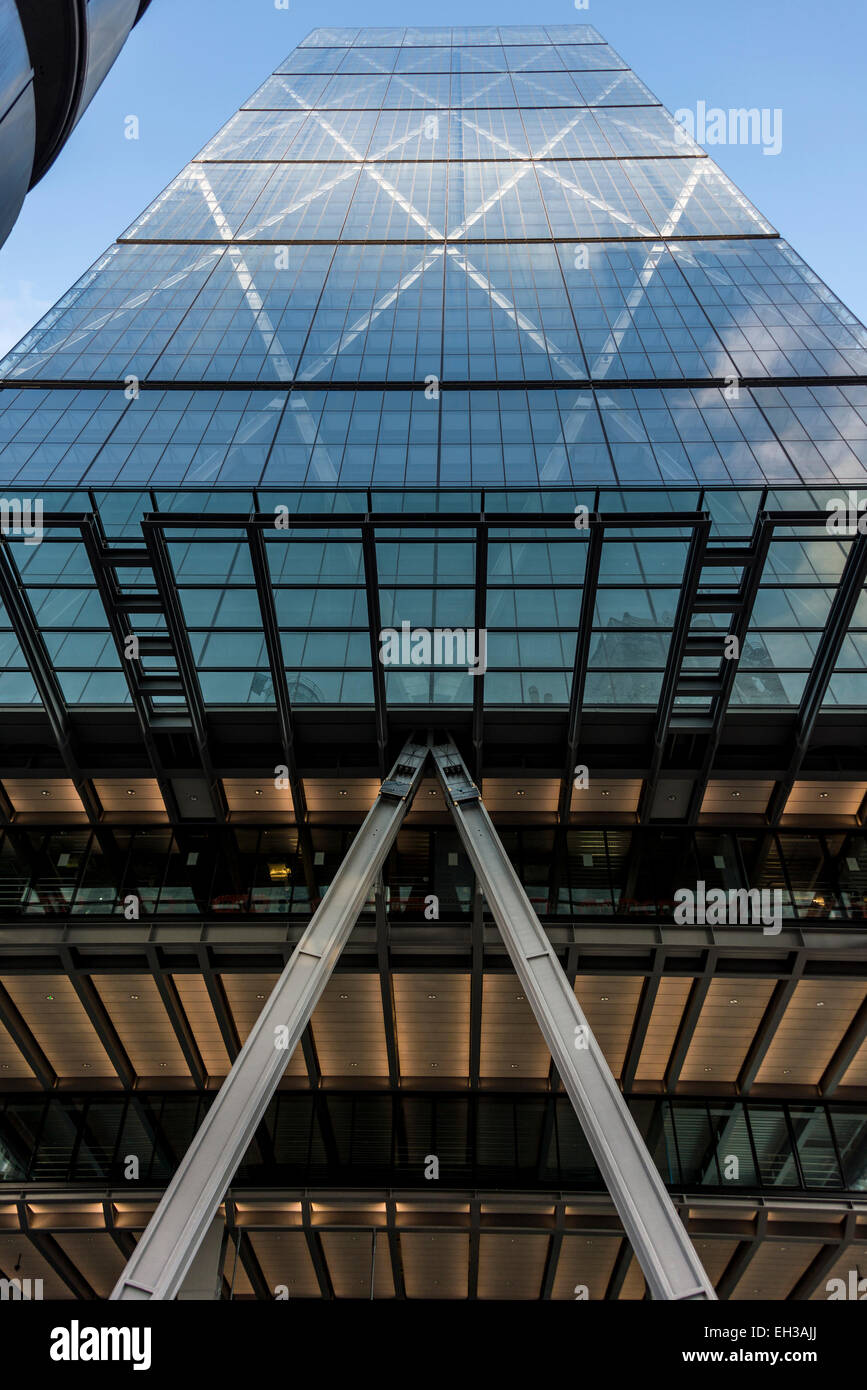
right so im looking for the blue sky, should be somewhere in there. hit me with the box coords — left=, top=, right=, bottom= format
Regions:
left=1, top=0, right=865, bottom=357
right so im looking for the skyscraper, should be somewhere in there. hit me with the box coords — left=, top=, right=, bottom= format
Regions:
left=0, top=24, right=866, bottom=1304
left=0, top=0, right=155, bottom=246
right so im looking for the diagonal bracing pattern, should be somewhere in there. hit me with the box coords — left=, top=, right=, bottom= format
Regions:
left=2, top=23, right=867, bottom=1309
left=112, top=733, right=714, bottom=1301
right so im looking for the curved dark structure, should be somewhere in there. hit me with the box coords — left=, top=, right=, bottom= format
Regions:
left=0, top=0, right=153, bottom=246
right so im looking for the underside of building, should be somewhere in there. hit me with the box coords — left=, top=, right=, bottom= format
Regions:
left=0, top=22, right=866, bottom=1303
left=0, top=0, right=154, bottom=247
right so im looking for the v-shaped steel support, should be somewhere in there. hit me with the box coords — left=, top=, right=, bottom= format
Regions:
left=429, top=736, right=714, bottom=1301
left=111, top=731, right=714, bottom=1302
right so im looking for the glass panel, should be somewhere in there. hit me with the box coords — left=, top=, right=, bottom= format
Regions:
left=789, top=1106, right=843, bottom=1189
left=778, top=836, right=840, bottom=919
left=832, top=1110, right=867, bottom=1191
left=707, top=1103, right=758, bottom=1187
left=748, top=1105, right=799, bottom=1187
left=556, top=1096, right=604, bottom=1186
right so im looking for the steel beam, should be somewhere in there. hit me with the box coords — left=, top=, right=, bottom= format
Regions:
left=0, top=541, right=101, bottom=824
left=471, top=519, right=488, bottom=783
left=716, top=1210, right=768, bottom=1299
left=469, top=887, right=484, bottom=1089
left=195, top=953, right=239, bottom=1064
left=605, top=1237, right=634, bottom=1300
left=638, top=517, right=710, bottom=822
left=110, top=735, right=429, bottom=1300
left=558, top=516, right=603, bottom=828
left=622, top=953, right=664, bottom=1093
left=375, top=878, right=400, bottom=1087
left=685, top=512, right=774, bottom=823
left=0, top=979, right=56, bottom=1088
left=247, top=526, right=306, bottom=820
left=386, top=1196, right=405, bottom=1299
left=665, top=957, right=717, bottom=1092
left=231, top=1226, right=270, bottom=1302
left=80, top=513, right=181, bottom=821
left=299, top=1024, right=321, bottom=1089
left=540, top=1204, right=565, bottom=1299
left=247, top=525, right=317, bottom=900
left=789, top=1213, right=857, bottom=1300
left=429, top=734, right=715, bottom=1301
left=362, top=519, right=388, bottom=776
left=738, top=961, right=804, bottom=1095
left=820, top=994, right=867, bottom=1097
left=176, top=1216, right=224, bottom=1300
left=302, top=1196, right=333, bottom=1298
left=104, top=1200, right=137, bottom=1262
left=467, top=1197, right=481, bottom=1299
left=141, top=521, right=226, bottom=822
left=147, top=951, right=207, bottom=1089
left=768, top=530, right=867, bottom=824
left=28, top=1231, right=97, bottom=1300
left=1, top=917, right=864, bottom=961
left=62, top=957, right=136, bottom=1089
left=16, top=1199, right=96, bottom=1299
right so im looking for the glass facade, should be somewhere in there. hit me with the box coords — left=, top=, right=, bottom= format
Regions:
left=1, top=824, right=865, bottom=921
left=3, top=26, right=866, bottom=1313
left=0, top=23, right=865, bottom=718
left=2, top=1090, right=866, bottom=1194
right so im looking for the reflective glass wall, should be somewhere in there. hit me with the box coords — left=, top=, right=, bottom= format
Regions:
left=2, top=1091, right=865, bottom=1193
left=1, top=25, right=865, bottom=715
left=2, top=824, right=865, bottom=921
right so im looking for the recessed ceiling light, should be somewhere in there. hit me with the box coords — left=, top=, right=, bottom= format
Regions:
left=516, top=995, right=524, bottom=1002
left=189, top=794, right=198, bottom=803
left=816, top=1001, right=825, bottom=1007
left=511, top=1063, right=519, bottom=1069
left=349, top=1061, right=358, bottom=1068
left=339, top=993, right=349, bottom=1000
left=600, top=790, right=610, bottom=798
left=600, top=995, right=609, bottom=1001
left=704, top=1066, right=712, bottom=1072
left=427, top=993, right=437, bottom=1000
left=731, top=791, right=741, bottom=799
left=254, top=789, right=263, bottom=797
left=430, top=1062, right=438, bottom=1068
left=783, top=1068, right=791, bottom=1075
left=819, top=792, right=830, bottom=800
left=256, top=993, right=265, bottom=1000
left=160, top=1062, right=167, bottom=1068
left=338, top=789, right=348, bottom=798
left=729, top=998, right=739, bottom=1005
left=667, top=794, right=677, bottom=802
left=515, top=789, right=525, bottom=797
left=126, top=788, right=136, bottom=797
left=41, top=790, right=50, bottom=798
left=130, top=994, right=139, bottom=1000
left=82, top=1062, right=90, bottom=1068
left=427, top=789, right=437, bottom=797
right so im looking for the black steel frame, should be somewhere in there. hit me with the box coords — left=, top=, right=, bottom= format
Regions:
left=1, top=502, right=865, bottom=835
